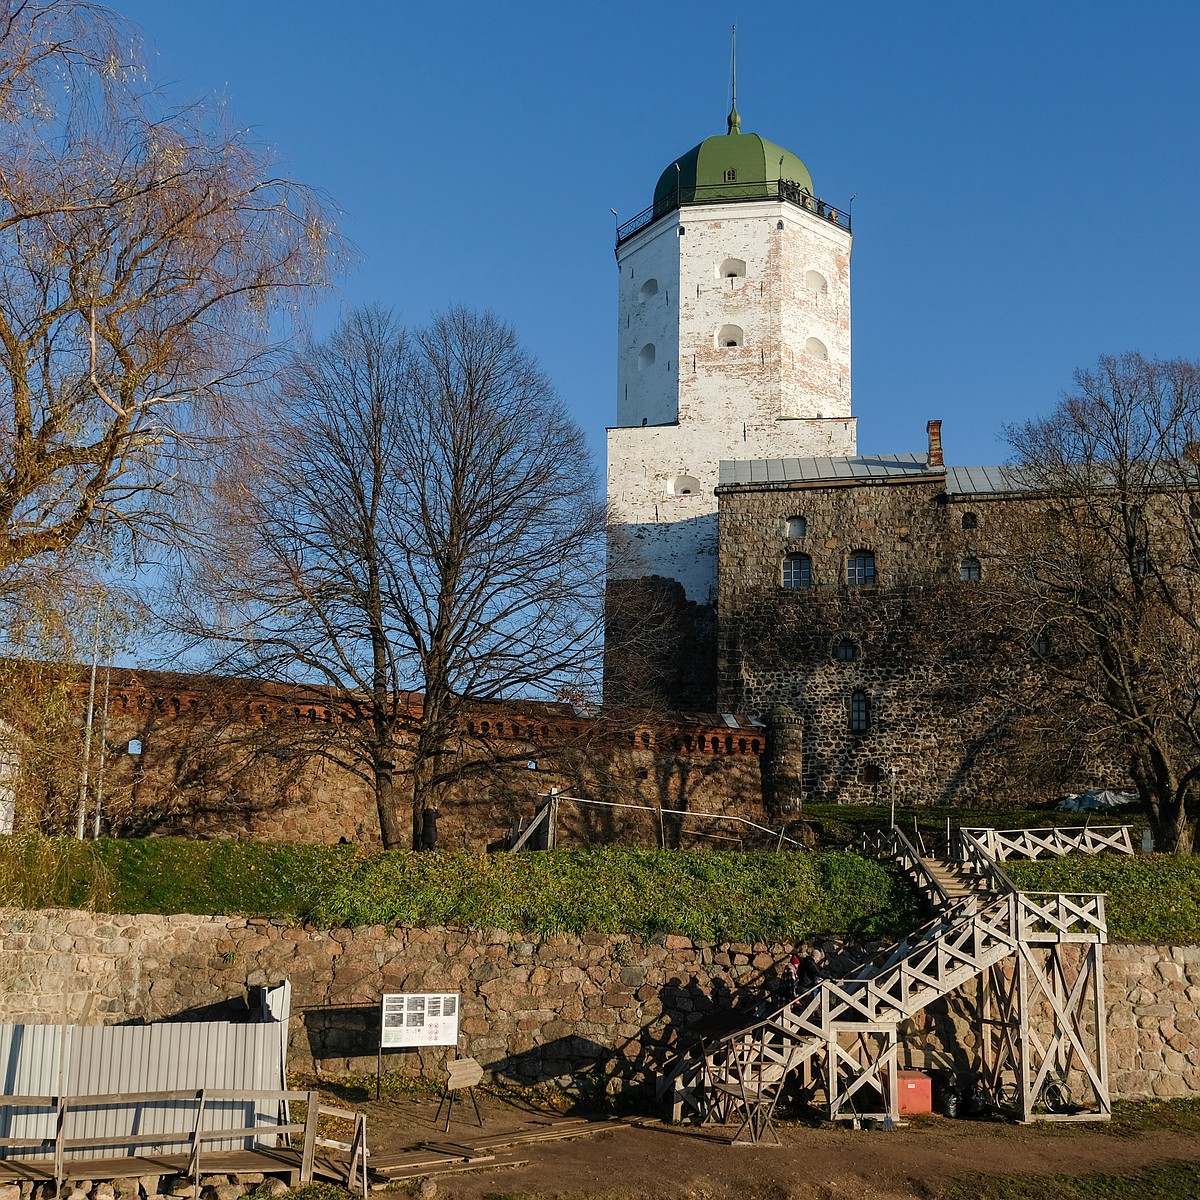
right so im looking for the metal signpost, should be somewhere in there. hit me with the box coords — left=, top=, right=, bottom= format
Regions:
left=377, top=993, right=460, bottom=1098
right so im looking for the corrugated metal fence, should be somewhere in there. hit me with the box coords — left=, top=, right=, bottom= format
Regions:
left=0, top=1017, right=286, bottom=1159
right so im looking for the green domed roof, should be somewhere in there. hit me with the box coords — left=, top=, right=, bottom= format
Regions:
left=653, top=112, right=814, bottom=211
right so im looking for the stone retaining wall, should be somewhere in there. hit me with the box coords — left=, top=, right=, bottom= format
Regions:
left=1, top=909, right=1196, bottom=1100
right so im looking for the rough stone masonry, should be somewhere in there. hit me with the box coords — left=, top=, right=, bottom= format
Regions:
left=1, top=908, right=1197, bottom=1100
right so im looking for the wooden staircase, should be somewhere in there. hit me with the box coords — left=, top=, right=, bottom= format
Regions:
left=661, top=824, right=1130, bottom=1142
left=921, top=857, right=993, bottom=902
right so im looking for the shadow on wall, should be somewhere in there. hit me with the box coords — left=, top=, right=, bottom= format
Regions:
left=98, top=695, right=367, bottom=842
left=484, top=973, right=772, bottom=1098
left=604, top=571, right=717, bottom=711
left=301, top=1004, right=380, bottom=1071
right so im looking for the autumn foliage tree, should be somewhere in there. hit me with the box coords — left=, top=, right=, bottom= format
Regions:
left=0, top=0, right=340, bottom=577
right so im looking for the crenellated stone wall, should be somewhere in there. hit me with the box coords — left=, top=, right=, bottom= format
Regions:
left=21, top=670, right=770, bottom=850
left=2, top=908, right=1197, bottom=1101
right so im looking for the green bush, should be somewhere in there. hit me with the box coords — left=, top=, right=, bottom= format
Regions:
left=10, top=832, right=1198, bottom=945
left=1008, top=854, right=1200, bottom=943
left=92, top=838, right=358, bottom=920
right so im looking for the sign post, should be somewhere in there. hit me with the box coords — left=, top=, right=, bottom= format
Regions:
left=377, top=993, right=461, bottom=1098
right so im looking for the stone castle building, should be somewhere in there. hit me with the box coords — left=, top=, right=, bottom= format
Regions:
left=6, top=103, right=1128, bottom=846
left=606, top=107, right=1127, bottom=807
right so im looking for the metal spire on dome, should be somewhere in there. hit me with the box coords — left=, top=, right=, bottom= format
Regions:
left=727, top=24, right=741, bottom=134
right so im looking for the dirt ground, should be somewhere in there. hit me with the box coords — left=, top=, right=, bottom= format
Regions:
left=352, top=1090, right=1200, bottom=1200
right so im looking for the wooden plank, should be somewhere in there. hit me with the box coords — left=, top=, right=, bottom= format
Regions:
left=0, top=1148, right=305, bottom=1183
left=370, top=1151, right=529, bottom=1186
left=299, top=1090, right=319, bottom=1184
left=420, top=1142, right=490, bottom=1159
left=317, top=1104, right=360, bottom=1123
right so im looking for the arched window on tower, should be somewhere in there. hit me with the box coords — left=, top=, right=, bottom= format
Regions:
left=806, top=336, right=829, bottom=361
left=960, top=557, right=982, bottom=582
left=717, top=324, right=744, bottom=348
left=805, top=269, right=828, bottom=296
left=718, top=257, right=746, bottom=279
left=639, top=278, right=659, bottom=300
left=638, top=343, right=656, bottom=370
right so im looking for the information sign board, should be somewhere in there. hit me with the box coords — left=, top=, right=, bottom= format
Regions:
left=380, top=993, right=460, bottom=1048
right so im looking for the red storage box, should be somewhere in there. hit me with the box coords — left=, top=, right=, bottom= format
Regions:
left=897, top=1069, right=932, bottom=1114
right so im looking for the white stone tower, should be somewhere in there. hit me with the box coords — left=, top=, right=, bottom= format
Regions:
left=607, top=100, right=856, bottom=604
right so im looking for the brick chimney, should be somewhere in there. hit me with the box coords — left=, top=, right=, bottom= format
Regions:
left=926, top=419, right=944, bottom=469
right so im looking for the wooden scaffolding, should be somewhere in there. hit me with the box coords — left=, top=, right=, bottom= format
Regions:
left=662, top=823, right=1128, bottom=1141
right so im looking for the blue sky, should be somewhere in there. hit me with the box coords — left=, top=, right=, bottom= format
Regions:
left=112, top=0, right=1200, bottom=471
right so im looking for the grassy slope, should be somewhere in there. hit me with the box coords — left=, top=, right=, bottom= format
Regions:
left=0, top=835, right=918, bottom=942
left=1008, top=854, right=1200, bottom=943
left=4, top=826, right=1197, bottom=944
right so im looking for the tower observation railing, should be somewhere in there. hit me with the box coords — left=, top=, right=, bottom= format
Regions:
left=615, top=179, right=852, bottom=248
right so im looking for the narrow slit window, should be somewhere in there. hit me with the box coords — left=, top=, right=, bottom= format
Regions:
left=850, top=691, right=870, bottom=733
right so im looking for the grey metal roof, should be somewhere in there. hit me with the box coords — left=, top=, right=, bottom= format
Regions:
left=719, top=454, right=936, bottom=486
left=944, top=465, right=1031, bottom=494
left=718, top=456, right=1032, bottom=495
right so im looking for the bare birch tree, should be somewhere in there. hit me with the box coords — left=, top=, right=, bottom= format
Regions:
left=175, top=306, right=607, bottom=849
left=0, top=0, right=340, bottom=573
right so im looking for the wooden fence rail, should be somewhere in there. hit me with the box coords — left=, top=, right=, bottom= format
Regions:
left=0, top=1089, right=368, bottom=1197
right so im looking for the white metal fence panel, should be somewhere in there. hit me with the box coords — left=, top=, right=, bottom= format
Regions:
left=0, top=1019, right=284, bottom=1159
left=0, top=1024, right=68, bottom=1148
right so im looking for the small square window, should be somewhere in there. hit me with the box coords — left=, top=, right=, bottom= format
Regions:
left=847, top=550, right=876, bottom=587
left=962, top=512, right=978, bottom=530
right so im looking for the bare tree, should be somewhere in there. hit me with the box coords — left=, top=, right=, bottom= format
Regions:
left=173, top=306, right=608, bottom=849
left=1002, top=353, right=1200, bottom=853
left=0, top=0, right=340, bottom=573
